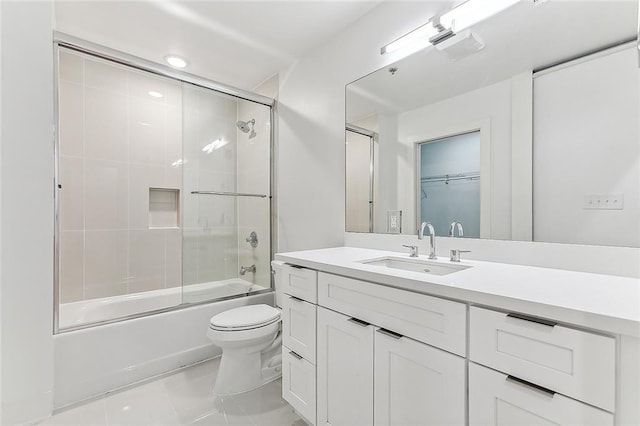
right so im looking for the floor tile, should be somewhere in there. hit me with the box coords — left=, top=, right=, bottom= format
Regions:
left=37, top=357, right=305, bottom=426
left=37, top=399, right=107, bottom=426
left=104, top=380, right=180, bottom=425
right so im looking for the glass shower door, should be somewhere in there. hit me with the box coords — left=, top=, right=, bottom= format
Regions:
left=181, top=83, right=272, bottom=304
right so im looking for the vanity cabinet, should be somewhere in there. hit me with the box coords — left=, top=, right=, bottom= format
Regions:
left=276, top=263, right=318, bottom=425
left=316, top=272, right=467, bottom=426
left=469, top=363, right=614, bottom=425
left=317, top=307, right=374, bottom=426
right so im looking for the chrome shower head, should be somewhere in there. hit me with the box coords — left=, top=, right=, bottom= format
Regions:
left=236, top=118, right=255, bottom=134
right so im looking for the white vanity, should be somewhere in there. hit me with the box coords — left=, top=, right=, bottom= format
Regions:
left=273, top=247, right=640, bottom=426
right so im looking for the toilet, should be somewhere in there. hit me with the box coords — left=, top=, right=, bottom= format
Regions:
left=207, top=261, right=285, bottom=396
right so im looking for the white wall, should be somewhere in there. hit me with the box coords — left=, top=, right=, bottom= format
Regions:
left=0, top=1, right=55, bottom=424
left=534, top=46, right=639, bottom=247
left=277, top=2, right=445, bottom=252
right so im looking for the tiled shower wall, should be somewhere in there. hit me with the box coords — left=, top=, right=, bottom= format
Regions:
left=181, top=85, right=240, bottom=287
left=58, top=49, right=183, bottom=303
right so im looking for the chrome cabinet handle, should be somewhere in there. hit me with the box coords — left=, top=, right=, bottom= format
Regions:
left=506, top=375, right=556, bottom=398
left=348, top=317, right=370, bottom=327
left=507, top=312, right=557, bottom=327
left=288, top=295, right=304, bottom=302
left=289, top=351, right=303, bottom=360
left=377, top=328, right=403, bottom=339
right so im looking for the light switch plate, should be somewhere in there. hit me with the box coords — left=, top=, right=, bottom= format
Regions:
left=583, top=194, right=624, bottom=210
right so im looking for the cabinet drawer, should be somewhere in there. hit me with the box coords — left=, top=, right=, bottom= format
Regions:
left=470, top=306, right=615, bottom=412
left=281, top=295, right=317, bottom=363
left=281, top=264, right=317, bottom=303
left=283, top=346, right=316, bottom=425
left=469, top=363, right=613, bottom=426
left=318, top=272, right=466, bottom=356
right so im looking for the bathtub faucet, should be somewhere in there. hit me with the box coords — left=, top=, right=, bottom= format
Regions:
left=240, top=264, right=256, bottom=275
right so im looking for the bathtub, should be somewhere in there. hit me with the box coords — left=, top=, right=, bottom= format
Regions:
left=54, top=284, right=274, bottom=408
left=59, top=278, right=267, bottom=329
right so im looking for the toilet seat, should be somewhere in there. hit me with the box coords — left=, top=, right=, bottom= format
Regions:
left=209, top=304, right=280, bottom=331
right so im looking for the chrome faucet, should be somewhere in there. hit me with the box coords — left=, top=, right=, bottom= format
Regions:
left=240, top=264, right=256, bottom=275
left=449, top=220, right=464, bottom=237
left=418, top=221, right=437, bottom=259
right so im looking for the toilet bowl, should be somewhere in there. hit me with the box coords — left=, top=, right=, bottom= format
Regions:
left=207, top=304, right=282, bottom=396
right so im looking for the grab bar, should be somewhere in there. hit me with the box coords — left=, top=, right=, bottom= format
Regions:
left=191, top=191, right=268, bottom=198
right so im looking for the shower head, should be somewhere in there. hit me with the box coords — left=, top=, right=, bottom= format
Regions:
left=236, top=118, right=255, bottom=134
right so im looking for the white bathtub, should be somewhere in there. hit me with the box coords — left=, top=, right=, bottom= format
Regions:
left=59, top=278, right=267, bottom=329
left=54, top=286, right=274, bottom=408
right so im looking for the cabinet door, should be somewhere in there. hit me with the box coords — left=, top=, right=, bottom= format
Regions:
left=374, top=329, right=466, bottom=426
left=282, top=346, right=316, bottom=425
left=469, top=363, right=614, bottom=426
left=282, top=294, right=317, bottom=363
left=317, top=307, right=374, bottom=426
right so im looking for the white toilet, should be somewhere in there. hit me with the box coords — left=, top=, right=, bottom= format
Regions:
left=207, top=262, right=285, bottom=396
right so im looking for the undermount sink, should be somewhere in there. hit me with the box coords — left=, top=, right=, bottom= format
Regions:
left=360, top=256, right=471, bottom=276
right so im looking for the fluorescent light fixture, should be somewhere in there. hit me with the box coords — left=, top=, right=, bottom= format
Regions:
left=165, top=55, right=188, bottom=68
left=441, top=0, right=520, bottom=33
left=148, top=91, right=163, bottom=98
left=380, top=21, right=439, bottom=55
left=202, top=139, right=228, bottom=154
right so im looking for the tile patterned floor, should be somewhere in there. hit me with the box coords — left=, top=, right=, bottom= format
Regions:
left=37, top=358, right=305, bottom=426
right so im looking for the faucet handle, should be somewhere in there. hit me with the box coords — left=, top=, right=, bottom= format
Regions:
left=402, top=244, right=419, bottom=258
left=450, top=249, right=471, bottom=262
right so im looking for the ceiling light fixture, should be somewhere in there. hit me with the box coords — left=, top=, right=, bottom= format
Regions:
left=148, top=91, right=163, bottom=98
left=440, top=0, right=520, bottom=33
left=380, top=0, right=519, bottom=55
left=380, top=21, right=439, bottom=55
left=165, top=55, right=188, bottom=68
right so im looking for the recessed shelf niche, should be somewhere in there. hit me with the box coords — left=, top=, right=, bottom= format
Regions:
left=149, top=188, right=179, bottom=228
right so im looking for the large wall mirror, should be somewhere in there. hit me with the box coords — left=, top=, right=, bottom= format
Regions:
left=345, top=0, right=640, bottom=248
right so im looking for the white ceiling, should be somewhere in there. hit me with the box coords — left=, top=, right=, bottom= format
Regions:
left=55, top=0, right=383, bottom=91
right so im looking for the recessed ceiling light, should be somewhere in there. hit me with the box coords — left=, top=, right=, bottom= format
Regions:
left=148, top=91, right=163, bottom=98
left=165, top=55, right=188, bottom=68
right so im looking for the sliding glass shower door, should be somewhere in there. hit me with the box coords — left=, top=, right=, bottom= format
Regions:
left=181, top=84, right=272, bottom=304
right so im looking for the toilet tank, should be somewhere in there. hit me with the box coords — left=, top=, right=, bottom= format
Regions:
left=271, top=260, right=285, bottom=308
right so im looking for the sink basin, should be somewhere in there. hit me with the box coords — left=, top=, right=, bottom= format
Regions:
left=360, top=256, right=471, bottom=276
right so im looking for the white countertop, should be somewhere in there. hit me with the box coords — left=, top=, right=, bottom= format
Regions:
left=275, top=247, right=640, bottom=337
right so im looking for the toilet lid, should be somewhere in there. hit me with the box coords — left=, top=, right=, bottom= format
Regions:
left=209, top=304, right=280, bottom=331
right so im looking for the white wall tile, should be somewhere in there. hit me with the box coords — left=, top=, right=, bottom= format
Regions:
left=58, top=50, right=84, bottom=84
left=58, top=81, right=84, bottom=158
left=59, top=231, right=84, bottom=303
left=128, top=163, right=164, bottom=230
left=129, top=97, right=165, bottom=165
left=84, top=87, right=128, bottom=162
left=165, top=229, right=182, bottom=288
left=59, top=156, right=84, bottom=231
left=85, top=159, right=128, bottom=230
left=84, top=230, right=128, bottom=290
left=84, top=57, right=127, bottom=94
left=129, top=230, right=165, bottom=293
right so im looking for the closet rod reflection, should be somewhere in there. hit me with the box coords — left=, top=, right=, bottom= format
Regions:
left=191, top=191, right=268, bottom=198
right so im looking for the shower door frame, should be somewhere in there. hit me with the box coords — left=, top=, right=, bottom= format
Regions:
left=52, top=33, right=278, bottom=334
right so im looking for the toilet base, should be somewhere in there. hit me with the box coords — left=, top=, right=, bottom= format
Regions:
left=213, top=345, right=282, bottom=396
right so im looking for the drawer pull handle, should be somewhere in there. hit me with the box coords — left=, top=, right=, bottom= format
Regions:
left=507, top=313, right=557, bottom=327
left=377, top=328, right=403, bottom=339
left=289, top=351, right=303, bottom=360
left=348, top=317, right=370, bottom=327
left=506, top=375, right=556, bottom=398
left=288, top=264, right=305, bottom=269
left=288, top=295, right=304, bottom=302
